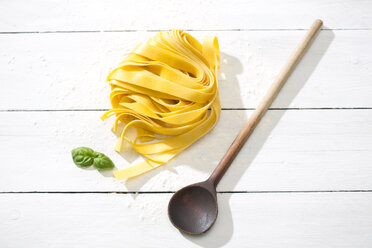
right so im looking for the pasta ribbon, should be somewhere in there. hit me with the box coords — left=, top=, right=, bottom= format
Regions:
left=102, top=30, right=221, bottom=180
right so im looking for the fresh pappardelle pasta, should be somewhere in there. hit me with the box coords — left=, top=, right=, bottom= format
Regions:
left=102, top=30, right=221, bottom=180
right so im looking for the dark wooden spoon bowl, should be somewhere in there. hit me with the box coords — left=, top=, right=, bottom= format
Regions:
left=168, top=180, right=217, bottom=235
left=168, top=20, right=323, bottom=235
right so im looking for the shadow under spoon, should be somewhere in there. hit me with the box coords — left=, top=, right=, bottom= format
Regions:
left=168, top=19, right=323, bottom=235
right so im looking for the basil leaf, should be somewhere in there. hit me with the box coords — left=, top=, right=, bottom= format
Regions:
left=71, top=147, right=94, bottom=168
left=93, top=152, right=115, bottom=170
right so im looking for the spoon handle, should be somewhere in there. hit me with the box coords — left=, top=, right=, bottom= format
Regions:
left=208, top=19, right=323, bottom=186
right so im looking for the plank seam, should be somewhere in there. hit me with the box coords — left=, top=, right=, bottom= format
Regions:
left=1, top=108, right=372, bottom=112
left=0, top=28, right=370, bottom=35
left=1, top=190, right=372, bottom=194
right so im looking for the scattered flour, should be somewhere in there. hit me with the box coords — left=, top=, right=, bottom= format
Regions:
left=8, top=56, right=15, bottom=65
left=9, top=209, right=21, bottom=220
left=131, top=193, right=167, bottom=222
left=351, top=58, right=359, bottom=65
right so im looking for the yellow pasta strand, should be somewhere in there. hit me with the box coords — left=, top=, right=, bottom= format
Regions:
left=101, top=30, right=221, bottom=180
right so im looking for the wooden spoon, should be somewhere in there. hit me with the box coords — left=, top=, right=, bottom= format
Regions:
left=168, top=20, right=323, bottom=235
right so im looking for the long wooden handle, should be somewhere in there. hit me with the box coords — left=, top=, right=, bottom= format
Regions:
left=208, top=19, right=323, bottom=186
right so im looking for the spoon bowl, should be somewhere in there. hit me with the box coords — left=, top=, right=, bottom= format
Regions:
left=168, top=181, right=218, bottom=235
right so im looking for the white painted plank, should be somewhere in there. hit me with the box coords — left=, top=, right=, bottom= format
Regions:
left=1, top=193, right=371, bottom=247
left=1, top=110, right=371, bottom=192
left=0, top=30, right=371, bottom=109
left=0, top=0, right=372, bottom=32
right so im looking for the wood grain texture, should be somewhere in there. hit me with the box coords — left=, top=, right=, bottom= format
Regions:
left=1, top=193, right=371, bottom=248
left=0, top=30, right=371, bottom=110
left=1, top=1, right=372, bottom=246
left=0, top=0, right=372, bottom=31
left=1, top=110, right=371, bottom=192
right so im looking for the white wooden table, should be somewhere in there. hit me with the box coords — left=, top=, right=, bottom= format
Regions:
left=1, top=1, right=372, bottom=247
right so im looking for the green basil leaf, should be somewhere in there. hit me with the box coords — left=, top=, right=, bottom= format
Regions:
left=71, top=147, right=94, bottom=168
left=93, top=152, right=115, bottom=170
